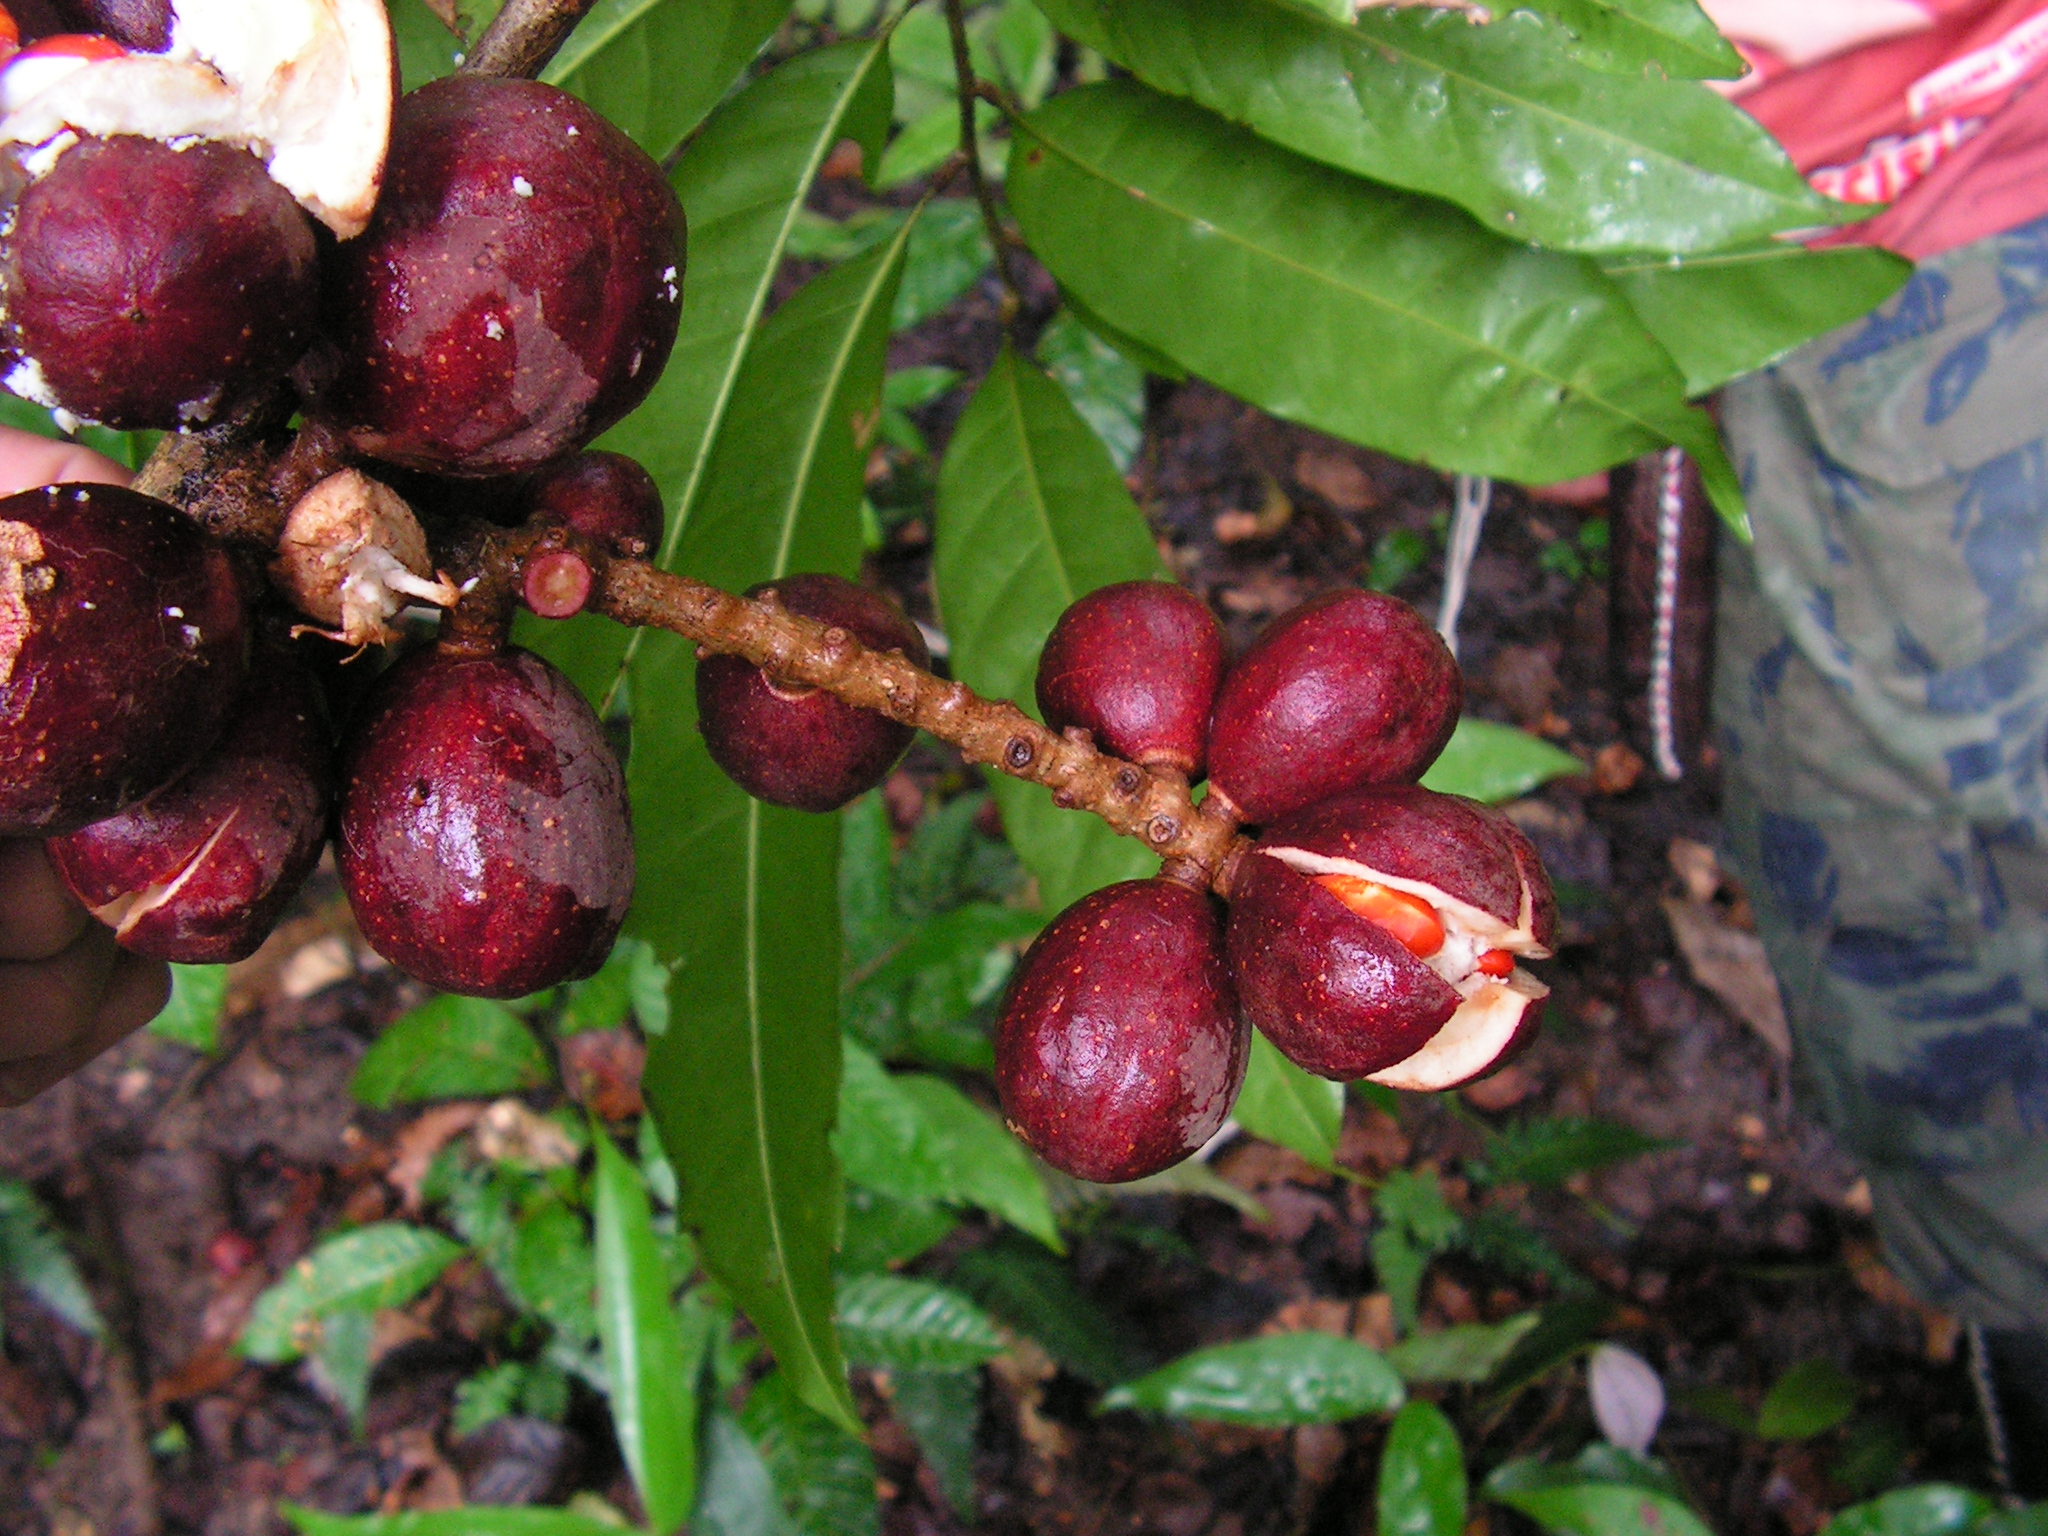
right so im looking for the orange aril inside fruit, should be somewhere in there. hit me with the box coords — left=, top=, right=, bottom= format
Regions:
left=14, top=33, right=129, bottom=63
left=1474, top=948, right=1516, bottom=978
left=1315, top=874, right=1445, bottom=958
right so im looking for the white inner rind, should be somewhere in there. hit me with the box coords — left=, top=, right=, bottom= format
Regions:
left=94, top=810, right=238, bottom=940
left=0, top=0, right=392, bottom=237
left=1365, top=972, right=1547, bottom=1092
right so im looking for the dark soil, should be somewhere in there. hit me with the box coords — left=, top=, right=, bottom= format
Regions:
left=0, top=227, right=2002, bottom=1536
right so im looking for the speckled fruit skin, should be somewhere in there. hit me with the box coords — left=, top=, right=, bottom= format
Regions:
left=1035, top=580, right=1225, bottom=779
left=996, top=878, right=1247, bottom=1183
left=319, top=75, right=685, bottom=477
left=696, top=574, right=929, bottom=813
left=1225, top=786, right=1557, bottom=1081
left=0, top=136, right=319, bottom=429
left=0, top=483, right=248, bottom=835
left=47, top=647, right=332, bottom=963
left=527, top=450, right=664, bottom=558
left=1205, top=589, right=1461, bottom=826
left=51, top=0, right=170, bottom=49
left=336, top=645, right=634, bottom=998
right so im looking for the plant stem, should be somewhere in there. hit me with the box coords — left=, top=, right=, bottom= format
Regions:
left=942, top=0, right=1024, bottom=327
left=460, top=0, right=600, bottom=80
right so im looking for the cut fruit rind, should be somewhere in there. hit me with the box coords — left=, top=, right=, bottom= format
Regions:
left=1366, top=972, right=1547, bottom=1093
left=0, top=0, right=391, bottom=236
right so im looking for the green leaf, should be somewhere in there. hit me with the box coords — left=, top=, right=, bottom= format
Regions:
left=1483, top=1461, right=1713, bottom=1536
left=934, top=345, right=1168, bottom=913
left=149, top=964, right=227, bottom=1055
left=311, top=1306, right=375, bottom=1434
left=1232, top=1035, right=1344, bottom=1170
left=886, top=366, right=962, bottom=410
left=284, top=1507, right=632, bottom=1536
left=512, top=1198, right=598, bottom=1345
left=1474, top=1117, right=1672, bottom=1188
left=698, top=1411, right=797, bottom=1536
left=1378, top=1400, right=1467, bottom=1536
left=834, top=1040, right=1062, bottom=1248
left=1603, top=243, right=1915, bottom=397
left=0, top=1179, right=101, bottom=1337
left=741, top=1370, right=880, bottom=1536
left=350, top=995, right=554, bottom=1109
left=543, top=0, right=791, bottom=161
left=1385, top=1315, right=1541, bottom=1384
left=835, top=1272, right=1006, bottom=1370
left=1515, top=0, right=1746, bottom=80
left=1755, top=1357, right=1859, bottom=1441
left=894, top=200, right=993, bottom=331
left=633, top=216, right=918, bottom=1439
left=385, top=0, right=467, bottom=89
left=891, top=1369, right=979, bottom=1516
left=949, top=1237, right=1148, bottom=1388
left=1103, top=1332, right=1405, bottom=1426
left=1032, top=0, right=1839, bottom=254
left=838, top=1185, right=960, bottom=1273
left=240, top=1224, right=462, bottom=1363
left=1008, top=81, right=1742, bottom=523
left=1420, top=720, right=1584, bottom=806
left=1036, top=308, right=1146, bottom=471
left=1457, top=1210, right=1582, bottom=1288
left=1483, top=1294, right=1616, bottom=1401
left=451, top=1360, right=528, bottom=1437
left=591, top=1126, right=698, bottom=1530
left=1974, top=1505, right=2048, bottom=1536
left=526, top=36, right=896, bottom=708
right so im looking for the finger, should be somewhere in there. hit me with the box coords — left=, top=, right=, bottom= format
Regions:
left=0, top=921, right=119, bottom=1064
left=0, top=839, right=91, bottom=962
left=0, top=425, right=130, bottom=495
left=0, top=950, right=169, bottom=1107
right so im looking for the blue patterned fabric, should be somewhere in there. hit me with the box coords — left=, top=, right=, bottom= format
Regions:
left=1718, top=214, right=2048, bottom=1330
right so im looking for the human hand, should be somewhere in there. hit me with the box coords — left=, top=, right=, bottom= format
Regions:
left=0, top=426, right=172, bottom=1106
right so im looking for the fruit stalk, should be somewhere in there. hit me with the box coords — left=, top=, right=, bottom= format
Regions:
left=942, top=0, right=1024, bottom=325
left=458, top=0, right=601, bottom=80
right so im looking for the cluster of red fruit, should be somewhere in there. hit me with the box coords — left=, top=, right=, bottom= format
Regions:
left=997, top=582, right=1556, bottom=1184
left=0, top=0, right=677, bottom=994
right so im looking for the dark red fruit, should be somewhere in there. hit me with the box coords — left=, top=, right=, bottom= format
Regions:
left=336, top=645, right=634, bottom=998
left=0, top=483, right=247, bottom=834
left=318, top=75, right=685, bottom=477
left=1226, top=785, right=1555, bottom=1084
left=696, top=574, right=928, bottom=813
left=996, top=878, right=1247, bottom=1183
left=47, top=645, right=332, bottom=963
left=1205, top=589, right=1461, bottom=826
left=527, top=450, right=664, bottom=559
left=0, top=135, right=319, bottom=429
left=49, top=0, right=168, bottom=50
left=1035, top=580, right=1225, bottom=779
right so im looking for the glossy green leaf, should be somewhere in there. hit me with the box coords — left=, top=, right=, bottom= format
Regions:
left=1979, top=1509, right=2048, bottom=1536
left=350, top=995, right=554, bottom=1108
left=0, top=1179, right=101, bottom=1337
left=1061, top=290, right=1186, bottom=382
left=561, top=935, right=667, bottom=1036
left=1604, top=243, right=1915, bottom=396
left=835, top=1272, right=1006, bottom=1370
left=1385, top=1315, right=1541, bottom=1384
left=1825, top=1487, right=1998, bottom=1536
left=891, top=1369, right=980, bottom=1516
left=544, top=0, right=790, bottom=161
left=1516, top=0, right=1745, bottom=80
left=1755, top=1357, right=1859, bottom=1441
left=949, top=1237, right=1148, bottom=1387
left=1378, top=1400, right=1467, bottom=1536
left=839, top=1186, right=960, bottom=1273
left=1008, top=82, right=1743, bottom=524
left=527, top=37, right=895, bottom=708
left=511, top=1199, right=598, bottom=1345
left=311, top=1306, right=375, bottom=1434
left=741, top=1370, right=880, bottom=1536
left=1485, top=1458, right=1712, bottom=1536
left=1037, top=308, right=1146, bottom=471
left=1482, top=1294, right=1615, bottom=1400
left=894, top=200, right=992, bottom=331
left=1033, top=0, right=1840, bottom=255
left=1474, top=1116, right=1672, bottom=1188
left=934, top=345, right=1167, bottom=913
left=1232, top=1035, right=1344, bottom=1170
left=240, top=1224, right=462, bottom=1362
left=1104, top=1332, right=1405, bottom=1426
left=384, top=0, right=467, bottom=89
left=284, top=1509, right=628, bottom=1536
left=1421, top=719, right=1585, bottom=805
left=149, top=964, right=227, bottom=1055
left=592, top=1125, right=698, bottom=1530
left=633, top=227, right=916, bottom=1439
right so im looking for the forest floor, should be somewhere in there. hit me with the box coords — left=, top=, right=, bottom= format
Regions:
left=0, top=251, right=2007, bottom=1536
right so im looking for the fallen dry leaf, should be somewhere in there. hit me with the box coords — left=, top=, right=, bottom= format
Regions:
left=386, top=1104, right=485, bottom=1213
left=1214, top=476, right=1294, bottom=544
left=1667, top=837, right=1722, bottom=904
left=475, top=1098, right=579, bottom=1170
left=1660, top=896, right=1792, bottom=1058
left=1594, top=741, right=1646, bottom=795
left=1292, top=448, right=1376, bottom=513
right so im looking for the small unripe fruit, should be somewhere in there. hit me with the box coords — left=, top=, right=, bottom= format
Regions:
left=527, top=450, right=664, bottom=559
left=1227, top=786, right=1554, bottom=1085
left=997, top=878, right=1247, bottom=1183
left=696, top=574, right=928, bottom=813
left=0, top=134, right=320, bottom=429
left=1035, top=580, right=1225, bottom=779
left=47, top=646, right=332, bottom=963
left=1206, top=589, right=1461, bottom=826
left=318, top=75, right=685, bottom=477
left=0, top=483, right=248, bottom=834
left=337, top=645, right=634, bottom=998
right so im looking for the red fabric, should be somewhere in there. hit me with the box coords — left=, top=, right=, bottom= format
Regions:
left=1718, top=0, right=2048, bottom=257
